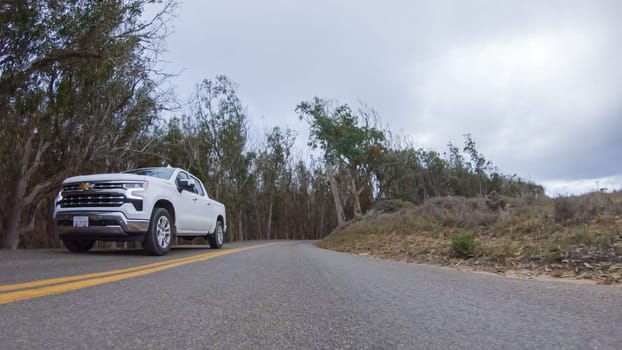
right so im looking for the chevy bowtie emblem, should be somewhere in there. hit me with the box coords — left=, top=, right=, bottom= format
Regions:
left=79, top=182, right=94, bottom=191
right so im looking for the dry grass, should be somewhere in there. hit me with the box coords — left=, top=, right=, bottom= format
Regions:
left=318, top=192, right=622, bottom=284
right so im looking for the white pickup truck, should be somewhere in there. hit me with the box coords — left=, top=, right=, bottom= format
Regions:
left=53, top=167, right=226, bottom=255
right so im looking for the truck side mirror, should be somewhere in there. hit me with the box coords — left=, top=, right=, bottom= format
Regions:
left=178, top=179, right=195, bottom=192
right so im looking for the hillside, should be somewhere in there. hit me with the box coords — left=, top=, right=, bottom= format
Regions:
left=318, top=192, right=622, bottom=284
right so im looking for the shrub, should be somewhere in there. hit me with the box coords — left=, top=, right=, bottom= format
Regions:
left=574, top=229, right=614, bottom=248
left=416, top=196, right=497, bottom=228
left=485, top=241, right=519, bottom=263
left=594, top=233, right=614, bottom=248
left=553, top=192, right=618, bottom=224
left=553, top=196, right=579, bottom=223
left=575, top=229, right=595, bottom=246
left=365, top=200, right=415, bottom=218
left=486, top=191, right=506, bottom=210
left=450, top=233, right=478, bottom=257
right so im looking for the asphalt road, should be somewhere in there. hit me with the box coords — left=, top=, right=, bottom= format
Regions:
left=1, top=241, right=620, bottom=349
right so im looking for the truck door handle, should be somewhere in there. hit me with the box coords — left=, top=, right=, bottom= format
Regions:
left=192, top=198, right=197, bottom=201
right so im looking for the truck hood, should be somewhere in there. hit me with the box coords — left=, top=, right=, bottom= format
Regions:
left=62, top=173, right=155, bottom=184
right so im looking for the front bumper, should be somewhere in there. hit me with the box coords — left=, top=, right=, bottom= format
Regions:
left=55, top=211, right=150, bottom=236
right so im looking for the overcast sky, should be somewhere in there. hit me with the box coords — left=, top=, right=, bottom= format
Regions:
left=157, top=0, right=622, bottom=195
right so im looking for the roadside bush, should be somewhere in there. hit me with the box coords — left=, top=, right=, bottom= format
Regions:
left=553, top=196, right=579, bottom=223
left=450, top=233, right=478, bottom=257
left=485, top=191, right=506, bottom=210
left=484, top=241, right=520, bottom=263
left=416, top=196, right=497, bottom=228
left=553, top=193, right=618, bottom=224
left=594, top=234, right=614, bottom=249
left=574, top=230, right=615, bottom=248
left=575, top=229, right=596, bottom=246
left=365, top=200, right=415, bottom=218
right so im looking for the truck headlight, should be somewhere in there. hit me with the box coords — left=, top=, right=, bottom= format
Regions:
left=125, top=182, right=148, bottom=202
left=123, top=181, right=149, bottom=190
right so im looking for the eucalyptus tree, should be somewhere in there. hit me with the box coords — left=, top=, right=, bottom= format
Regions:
left=296, top=97, right=386, bottom=226
left=258, top=127, right=296, bottom=239
left=0, top=0, right=175, bottom=249
left=462, top=133, right=493, bottom=196
left=184, top=76, right=250, bottom=240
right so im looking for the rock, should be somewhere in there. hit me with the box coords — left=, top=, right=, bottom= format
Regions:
left=551, top=271, right=564, bottom=278
left=608, top=263, right=622, bottom=271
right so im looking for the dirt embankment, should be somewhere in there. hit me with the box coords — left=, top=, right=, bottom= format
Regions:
left=318, top=193, right=622, bottom=284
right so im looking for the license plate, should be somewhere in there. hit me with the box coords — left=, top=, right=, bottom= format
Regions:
left=73, top=216, right=89, bottom=228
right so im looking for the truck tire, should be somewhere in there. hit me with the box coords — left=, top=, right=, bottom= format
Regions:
left=62, top=238, right=95, bottom=253
left=208, top=221, right=224, bottom=249
left=143, top=208, right=173, bottom=256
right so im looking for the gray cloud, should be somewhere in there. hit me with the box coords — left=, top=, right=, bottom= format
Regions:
left=159, top=0, right=622, bottom=194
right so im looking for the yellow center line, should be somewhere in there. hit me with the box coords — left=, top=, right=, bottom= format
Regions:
left=1, top=251, right=220, bottom=292
left=0, top=243, right=273, bottom=305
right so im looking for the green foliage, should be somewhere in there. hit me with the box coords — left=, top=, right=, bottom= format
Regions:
left=574, top=229, right=614, bottom=248
left=376, top=134, right=544, bottom=203
left=151, top=78, right=339, bottom=241
left=296, top=97, right=385, bottom=168
left=296, top=97, right=387, bottom=219
left=450, top=233, right=478, bottom=257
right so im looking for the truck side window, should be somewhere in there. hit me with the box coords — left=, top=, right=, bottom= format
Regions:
left=191, top=176, right=205, bottom=196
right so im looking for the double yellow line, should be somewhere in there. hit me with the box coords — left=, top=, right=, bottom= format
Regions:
left=0, top=243, right=272, bottom=305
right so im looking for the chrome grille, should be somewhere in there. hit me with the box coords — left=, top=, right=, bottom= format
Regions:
left=60, top=193, right=125, bottom=208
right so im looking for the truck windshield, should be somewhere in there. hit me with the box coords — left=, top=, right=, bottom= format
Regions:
left=123, top=167, right=175, bottom=180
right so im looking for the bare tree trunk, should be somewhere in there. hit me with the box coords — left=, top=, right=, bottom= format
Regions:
left=326, top=162, right=346, bottom=228
left=267, top=201, right=273, bottom=240
left=284, top=195, right=289, bottom=240
left=479, top=178, right=483, bottom=197
left=254, top=205, right=263, bottom=240
left=307, top=196, right=312, bottom=238
left=4, top=193, right=24, bottom=249
left=319, top=206, right=325, bottom=239
left=350, top=172, right=363, bottom=218
left=3, top=135, right=51, bottom=249
left=238, top=208, right=243, bottom=241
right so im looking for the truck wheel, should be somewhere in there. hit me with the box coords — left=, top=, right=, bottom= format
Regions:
left=143, top=208, right=173, bottom=256
left=62, top=238, right=95, bottom=253
left=208, top=221, right=224, bottom=249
